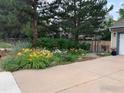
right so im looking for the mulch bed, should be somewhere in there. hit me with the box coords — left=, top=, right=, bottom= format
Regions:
left=0, top=49, right=9, bottom=59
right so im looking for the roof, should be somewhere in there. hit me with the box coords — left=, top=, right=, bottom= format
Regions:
left=110, top=19, right=124, bottom=29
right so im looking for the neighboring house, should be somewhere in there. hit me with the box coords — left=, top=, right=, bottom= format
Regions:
left=110, top=19, right=124, bottom=55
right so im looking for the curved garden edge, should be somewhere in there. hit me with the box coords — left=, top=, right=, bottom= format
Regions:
left=0, top=49, right=102, bottom=72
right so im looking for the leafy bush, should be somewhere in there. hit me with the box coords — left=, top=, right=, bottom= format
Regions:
left=2, top=48, right=53, bottom=71
left=36, top=38, right=90, bottom=51
left=52, top=49, right=87, bottom=65
left=57, top=39, right=77, bottom=49
left=2, top=57, right=20, bottom=71
left=62, top=53, right=79, bottom=62
left=79, top=43, right=91, bottom=51
left=36, top=38, right=57, bottom=49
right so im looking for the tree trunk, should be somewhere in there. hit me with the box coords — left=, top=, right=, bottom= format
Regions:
left=73, top=0, right=78, bottom=41
left=75, top=33, right=78, bottom=41
left=32, top=17, right=38, bottom=47
left=32, top=0, right=38, bottom=47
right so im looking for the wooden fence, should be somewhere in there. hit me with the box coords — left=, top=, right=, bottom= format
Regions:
left=80, top=41, right=111, bottom=53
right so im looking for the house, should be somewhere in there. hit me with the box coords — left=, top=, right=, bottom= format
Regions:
left=110, top=19, right=124, bottom=55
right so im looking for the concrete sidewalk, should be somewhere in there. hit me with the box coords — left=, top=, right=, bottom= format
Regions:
left=0, top=72, right=21, bottom=93
left=12, top=56, right=124, bottom=93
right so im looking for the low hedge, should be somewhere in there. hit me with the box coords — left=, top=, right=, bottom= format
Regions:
left=35, top=38, right=90, bottom=51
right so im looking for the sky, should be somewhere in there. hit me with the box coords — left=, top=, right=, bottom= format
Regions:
left=47, top=0, right=123, bottom=20
left=108, top=0, right=123, bottom=20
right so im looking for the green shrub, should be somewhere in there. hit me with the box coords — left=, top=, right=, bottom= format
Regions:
left=52, top=49, right=87, bottom=64
left=57, top=39, right=77, bottom=49
left=2, top=57, right=20, bottom=72
left=36, top=38, right=57, bottom=49
left=36, top=38, right=90, bottom=51
left=51, top=53, right=63, bottom=65
left=51, top=52, right=78, bottom=64
left=62, top=53, right=79, bottom=62
left=79, top=43, right=91, bottom=51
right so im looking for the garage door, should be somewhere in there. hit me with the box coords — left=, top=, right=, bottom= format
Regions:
left=119, top=33, right=124, bottom=55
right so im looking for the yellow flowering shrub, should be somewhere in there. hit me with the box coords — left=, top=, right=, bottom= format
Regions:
left=15, top=48, right=53, bottom=69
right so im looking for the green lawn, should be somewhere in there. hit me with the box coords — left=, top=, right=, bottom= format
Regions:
left=0, top=41, right=12, bottom=48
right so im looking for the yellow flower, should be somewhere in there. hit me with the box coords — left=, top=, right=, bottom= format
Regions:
left=22, top=49, right=53, bottom=61
left=22, top=48, right=25, bottom=51
left=21, top=48, right=32, bottom=53
left=17, top=52, right=22, bottom=56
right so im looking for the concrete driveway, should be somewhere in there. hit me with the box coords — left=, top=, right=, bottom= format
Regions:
left=13, top=56, right=124, bottom=93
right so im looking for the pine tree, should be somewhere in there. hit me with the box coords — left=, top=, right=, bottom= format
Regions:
left=16, top=0, right=47, bottom=46
left=0, top=0, right=21, bottom=38
left=47, top=0, right=113, bottom=41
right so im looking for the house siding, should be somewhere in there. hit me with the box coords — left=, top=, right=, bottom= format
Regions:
left=111, top=32, right=117, bottom=49
left=111, top=27, right=124, bottom=53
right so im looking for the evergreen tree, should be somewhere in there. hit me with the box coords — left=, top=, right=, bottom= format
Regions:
left=0, top=0, right=22, bottom=38
left=46, top=0, right=113, bottom=41
left=18, top=0, right=49, bottom=46
left=0, top=0, right=113, bottom=43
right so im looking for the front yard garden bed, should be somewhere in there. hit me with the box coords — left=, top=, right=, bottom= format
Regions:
left=0, top=39, right=108, bottom=72
left=0, top=48, right=91, bottom=72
